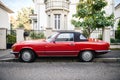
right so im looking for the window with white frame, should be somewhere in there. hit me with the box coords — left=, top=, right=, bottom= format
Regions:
left=54, top=14, right=61, bottom=30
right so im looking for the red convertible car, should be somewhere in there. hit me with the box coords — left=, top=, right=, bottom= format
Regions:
left=11, top=31, right=110, bottom=62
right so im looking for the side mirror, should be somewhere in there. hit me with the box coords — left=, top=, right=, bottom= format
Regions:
left=52, top=40, right=56, bottom=43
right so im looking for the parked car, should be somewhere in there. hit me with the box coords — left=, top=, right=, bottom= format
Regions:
left=11, top=31, right=110, bottom=62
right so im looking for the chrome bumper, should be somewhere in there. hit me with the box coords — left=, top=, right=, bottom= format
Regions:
left=10, top=51, right=19, bottom=58
left=10, top=51, right=19, bottom=54
left=95, top=50, right=111, bottom=53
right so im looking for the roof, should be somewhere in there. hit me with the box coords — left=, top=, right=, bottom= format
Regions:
left=0, top=1, right=14, bottom=13
left=115, top=3, right=120, bottom=10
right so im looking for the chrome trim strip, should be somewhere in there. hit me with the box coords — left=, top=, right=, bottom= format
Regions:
left=95, top=50, right=111, bottom=53
left=36, top=51, right=79, bottom=53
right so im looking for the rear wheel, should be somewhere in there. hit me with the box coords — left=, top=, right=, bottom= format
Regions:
left=19, top=49, right=36, bottom=62
left=79, top=51, right=94, bottom=62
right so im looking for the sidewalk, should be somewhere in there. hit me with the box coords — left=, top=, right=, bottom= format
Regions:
left=0, top=49, right=120, bottom=62
left=0, top=49, right=14, bottom=60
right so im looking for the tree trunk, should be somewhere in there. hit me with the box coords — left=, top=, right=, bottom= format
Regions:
left=102, top=27, right=105, bottom=40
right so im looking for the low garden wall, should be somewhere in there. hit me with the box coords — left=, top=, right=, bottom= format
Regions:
left=110, top=43, right=120, bottom=49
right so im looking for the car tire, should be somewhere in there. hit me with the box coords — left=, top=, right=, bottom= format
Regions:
left=79, top=51, right=94, bottom=62
left=19, top=49, right=36, bottom=62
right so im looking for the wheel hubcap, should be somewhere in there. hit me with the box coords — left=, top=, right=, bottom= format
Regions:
left=22, top=51, right=31, bottom=61
left=82, top=51, right=93, bottom=61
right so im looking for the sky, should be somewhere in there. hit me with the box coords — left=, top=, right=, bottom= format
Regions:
left=1, top=0, right=34, bottom=13
left=115, top=0, right=120, bottom=6
left=1, top=0, right=120, bottom=13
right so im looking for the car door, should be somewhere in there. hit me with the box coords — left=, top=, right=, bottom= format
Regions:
left=45, top=33, right=78, bottom=56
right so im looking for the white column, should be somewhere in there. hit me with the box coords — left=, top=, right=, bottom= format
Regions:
left=16, top=28, right=24, bottom=42
left=61, top=13, right=64, bottom=30
left=0, top=28, right=6, bottom=49
left=64, top=15, right=67, bottom=30
left=38, top=3, right=47, bottom=30
left=47, top=15, right=50, bottom=28
left=45, top=28, right=52, bottom=38
left=32, top=20, right=34, bottom=30
left=51, top=13, right=54, bottom=29
left=103, top=28, right=110, bottom=43
left=37, top=5, right=40, bottom=30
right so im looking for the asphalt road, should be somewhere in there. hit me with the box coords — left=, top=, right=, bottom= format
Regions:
left=0, top=62, right=120, bottom=80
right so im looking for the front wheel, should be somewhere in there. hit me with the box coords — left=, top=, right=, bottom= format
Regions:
left=79, top=51, right=94, bottom=62
left=19, top=49, right=36, bottom=62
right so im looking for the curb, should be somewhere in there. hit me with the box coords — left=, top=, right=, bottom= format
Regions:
left=0, top=58, right=120, bottom=62
left=0, top=58, right=17, bottom=62
left=93, top=58, right=120, bottom=62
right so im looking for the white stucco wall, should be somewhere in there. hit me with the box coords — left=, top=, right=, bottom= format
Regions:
left=16, top=28, right=24, bottom=42
left=68, top=0, right=79, bottom=30
left=38, top=4, right=47, bottom=30
left=0, top=28, right=7, bottom=49
left=34, top=0, right=47, bottom=30
left=104, top=0, right=114, bottom=15
left=115, top=7, right=120, bottom=19
left=0, top=8, right=10, bottom=30
left=114, top=6, right=120, bottom=30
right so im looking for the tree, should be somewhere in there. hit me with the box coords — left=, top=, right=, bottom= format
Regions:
left=17, top=7, right=34, bottom=30
left=18, top=23, right=24, bottom=28
left=10, top=15, right=18, bottom=29
left=71, top=0, right=114, bottom=38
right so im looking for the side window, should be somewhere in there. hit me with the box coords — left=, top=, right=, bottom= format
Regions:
left=79, top=34, right=87, bottom=40
left=55, top=33, right=74, bottom=42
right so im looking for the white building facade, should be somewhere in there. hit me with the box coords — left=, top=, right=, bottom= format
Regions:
left=114, top=3, right=120, bottom=30
left=31, top=0, right=114, bottom=32
left=0, top=1, right=13, bottom=30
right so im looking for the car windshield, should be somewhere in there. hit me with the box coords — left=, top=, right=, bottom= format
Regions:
left=46, top=32, right=59, bottom=42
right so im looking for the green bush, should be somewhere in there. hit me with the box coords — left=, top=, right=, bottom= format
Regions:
left=115, top=30, right=120, bottom=40
left=110, top=38, right=120, bottom=43
left=110, top=38, right=115, bottom=43
left=7, top=34, right=16, bottom=44
left=30, top=32, right=45, bottom=39
left=98, top=34, right=102, bottom=40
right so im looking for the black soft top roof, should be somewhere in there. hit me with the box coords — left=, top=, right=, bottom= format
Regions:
left=58, top=31, right=88, bottom=42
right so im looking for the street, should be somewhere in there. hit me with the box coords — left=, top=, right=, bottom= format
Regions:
left=0, top=62, right=120, bottom=80
left=0, top=50, right=120, bottom=80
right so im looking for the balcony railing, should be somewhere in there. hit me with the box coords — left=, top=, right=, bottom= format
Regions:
left=45, top=1, right=69, bottom=11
